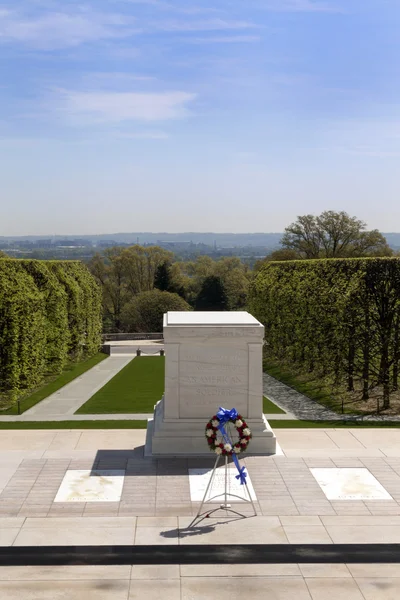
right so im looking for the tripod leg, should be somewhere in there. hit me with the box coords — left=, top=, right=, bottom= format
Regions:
left=195, top=454, right=220, bottom=519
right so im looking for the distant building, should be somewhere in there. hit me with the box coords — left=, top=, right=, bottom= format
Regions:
left=35, top=239, right=52, bottom=248
left=73, top=239, right=92, bottom=247
left=56, top=239, right=80, bottom=247
left=98, top=240, right=118, bottom=248
left=156, top=240, right=192, bottom=250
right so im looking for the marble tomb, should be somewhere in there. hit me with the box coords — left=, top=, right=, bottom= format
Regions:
left=145, top=311, right=276, bottom=456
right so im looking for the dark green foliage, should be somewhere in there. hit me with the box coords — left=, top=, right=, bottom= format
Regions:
left=48, top=262, right=86, bottom=360
left=250, top=258, right=400, bottom=410
left=0, top=259, right=102, bottom=408
left=154, top=260, right=187, bottom=299
left=20, top=260, right=69, bottom=374
left=0, top=261, right=47, bottom=401
left=154, top=261, right=172, bottom=292
left=195, top=275, right=229, bottom=311
left=63, top=262, right=102, bottom=356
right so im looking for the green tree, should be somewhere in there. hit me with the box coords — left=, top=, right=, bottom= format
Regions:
left=195, top=276, right=229, bottom=311
left=89, top=248, right=128, bottom=332
left=281, top=211, right=392, bottom=259
left=213, top=257, right=250, bottom=309
left=88, top=244, right=173, bottom=331
left=154, top=261, right=172, bottom=292
left=179, top=256, right=250, bottom=309
left=121, top=289, right=191, bottom=332
left=121, top=245, right=173, bottom=295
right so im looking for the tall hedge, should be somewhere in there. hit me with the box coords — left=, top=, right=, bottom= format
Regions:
left=48, top=262, right=86, bottom=360
left=20, top=261, right=70, bottom=374
left=0, top=259, right=102, bottom=406
left=63, top=262, right=102, bottom=356
left=249, top=258, right=400, bottom=409
left=0, top=261, right=47, bottom=401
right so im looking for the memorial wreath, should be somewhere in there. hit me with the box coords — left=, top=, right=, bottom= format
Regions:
left=205, top=408, right=252, bottom=456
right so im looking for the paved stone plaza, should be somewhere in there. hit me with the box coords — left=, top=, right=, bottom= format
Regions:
left=0, top=429, right=400, bottom=597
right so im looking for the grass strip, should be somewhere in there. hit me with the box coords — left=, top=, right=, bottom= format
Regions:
left=3, top=353, right=108, bottom=415
left=0, top=420, right=148, bottom=429
left=263, top=396, right=286, bottom=414
left=76, top=356, right=165, bottom=414
left=268, top=419, right=400, bottom=428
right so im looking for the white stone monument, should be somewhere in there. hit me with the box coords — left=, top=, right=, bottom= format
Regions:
left=145, top=311, right=276, bottom=456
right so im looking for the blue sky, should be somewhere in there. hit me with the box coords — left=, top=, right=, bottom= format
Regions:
left=1, top=0, right=399, bottom=235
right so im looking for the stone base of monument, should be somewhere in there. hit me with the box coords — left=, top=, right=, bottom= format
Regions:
left=144, top=397, right=277, bottom=457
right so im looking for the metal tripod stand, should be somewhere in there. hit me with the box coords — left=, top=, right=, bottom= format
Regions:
left=193, top=453, right=257, bottom=522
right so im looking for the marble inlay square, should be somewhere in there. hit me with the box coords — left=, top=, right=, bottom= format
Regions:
left=54, top=470, right=125, bottom=503
left=310, top=468, right=392, bottom=500
left=189, top=467, right=257, bottom=502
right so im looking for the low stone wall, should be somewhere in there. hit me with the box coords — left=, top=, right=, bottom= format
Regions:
left=102, top=333, right=163, bottom=341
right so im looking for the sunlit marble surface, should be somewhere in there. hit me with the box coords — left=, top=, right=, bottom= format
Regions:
left=54, top=470, right=125, bottom=503
left=189, top=466, right=257, bottom=502
left=310, top=468, right=392, bottom=500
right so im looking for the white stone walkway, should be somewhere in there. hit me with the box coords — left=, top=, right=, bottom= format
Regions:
left=16, top=356, right=135, bottom=420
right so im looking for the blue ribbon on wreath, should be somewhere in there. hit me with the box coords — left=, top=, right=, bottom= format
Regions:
left=216, top=406, right=248, bottom=486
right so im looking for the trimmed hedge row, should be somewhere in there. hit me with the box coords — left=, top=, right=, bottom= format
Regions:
left=0, top=259, right=102, bottom=405
left=249, top=258, right=400, bottom=409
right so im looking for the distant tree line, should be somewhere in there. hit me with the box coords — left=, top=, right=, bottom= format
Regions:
left=87, top=211, right=396, bottom=334
left=88, top=246, right=250, bottom=332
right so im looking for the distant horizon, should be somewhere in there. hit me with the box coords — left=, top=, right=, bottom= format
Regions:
left=2, top=231, right=285, bottom=238
left=3, top=230, right=400, bottom=239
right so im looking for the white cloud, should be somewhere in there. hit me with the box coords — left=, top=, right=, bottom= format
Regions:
left=262, top=0, right=343, bottom=13
left=115, top=131, right=168, bottom=139
left=113, top=0, right=220, bottom=14
left=83, top=72, right=155, bottom=85
left=185, top=35, right=260, bottom=44
left=56, top=89, right=196, bottom=122
left=151, top=18, right=258, bottom=32
left=0, top=9, right=137, bottom=49
left=113, top=0, right=173, bottom=6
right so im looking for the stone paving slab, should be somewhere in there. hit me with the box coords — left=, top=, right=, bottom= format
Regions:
left=0, top=569, right=399, bottom=600
left=2, top=429, right=400, bottom=548
left=1, top=430, right=400, bottom=519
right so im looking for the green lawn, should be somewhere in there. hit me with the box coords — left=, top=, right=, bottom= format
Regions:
left=3, top=353, right=108, bottom=415
left=268, top=419, right=400, bottom=428
left=76, top=356, right=165, bottom=414
left=0, top=420, right=148, bottom=429
left=263, top=396, right=286, bottom=414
